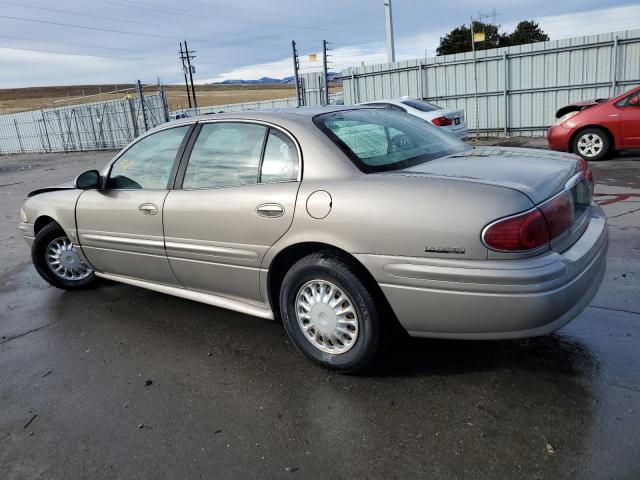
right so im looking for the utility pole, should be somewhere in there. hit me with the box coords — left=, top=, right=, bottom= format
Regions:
left=469, top=10, right=499, bottom=138
left=184, top=40, right=198, bottom=109
left=470, top=17, right=479, bottom=138
left=322, top=40, right=330, bottom=106
left=179, top=42, right=192, bottom=109
left=291, top=40, right=303, bottom=107
left=384, top=0, right=395, bottom=63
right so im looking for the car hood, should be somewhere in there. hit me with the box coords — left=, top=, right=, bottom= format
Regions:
left=28, top=181, right=75, bottom=197
left=390, top=146, right=579, bottom=205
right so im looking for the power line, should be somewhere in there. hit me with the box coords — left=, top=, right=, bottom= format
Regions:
left=0, top=34, right=287, bottom=64
left=0, top=1, right=240, bottom=39
left=88, top=0, right=384, bottom=34
left=0, top=45, right=151, bottom=61
left=0, top=15, right=202, bottom=41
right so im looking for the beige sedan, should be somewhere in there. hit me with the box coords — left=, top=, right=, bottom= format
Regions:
left=19, top=107, right=608, bottom=373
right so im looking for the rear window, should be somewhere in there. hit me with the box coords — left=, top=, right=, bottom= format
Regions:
left=401, top=99, right=441, bottom=112
left=313, top=108, right=469, bottom=173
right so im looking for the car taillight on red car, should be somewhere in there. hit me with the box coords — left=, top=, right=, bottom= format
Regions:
left=431, top=116, right=453, bottom=126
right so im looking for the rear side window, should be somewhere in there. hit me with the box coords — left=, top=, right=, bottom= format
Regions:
left=183, top=123, right=266, bottom=189
left=106, top=126, right=189, bottom=189
left=401, top=99, right=441, bottom=112
left=260, top=129, right=299, bottom=183
left=314, top=108, right=468, bottom=173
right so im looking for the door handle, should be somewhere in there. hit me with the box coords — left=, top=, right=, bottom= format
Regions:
left=138, top=203, right=158, bottom=215
left=256, top=203, right=284, bottom=218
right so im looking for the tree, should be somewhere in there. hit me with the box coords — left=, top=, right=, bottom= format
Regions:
left=505, top=20, right=549, bottom=47
left=436, top=19, right=548, bottom=56
left=436, top=21, right=504, bottom=56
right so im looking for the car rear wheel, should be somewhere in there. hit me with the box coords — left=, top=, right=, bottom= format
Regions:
left=573, top=127, right=610, bottom=161
left=279, top=252, right=383, bottom=374
left=32, top=222, right=98, bottom=290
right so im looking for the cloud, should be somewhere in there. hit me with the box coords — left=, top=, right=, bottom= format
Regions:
left=203, top=3, right=640, bottom=83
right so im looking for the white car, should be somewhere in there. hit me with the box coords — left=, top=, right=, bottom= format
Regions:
left=359, top=98, right=468, bottom=140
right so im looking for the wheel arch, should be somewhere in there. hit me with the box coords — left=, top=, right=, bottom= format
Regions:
left=266, top=241, right=399, bottom=327
left=34, top=215, right=59, bottom=235
left=570, top=124, right=615, bottom=153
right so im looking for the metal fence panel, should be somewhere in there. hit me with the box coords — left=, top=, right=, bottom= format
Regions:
left=0, top=93, right=167, bottom=154
left=341, top=29, right=640, bottom=136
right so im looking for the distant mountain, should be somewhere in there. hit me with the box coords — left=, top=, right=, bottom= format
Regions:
left=213, top=73, right=340, bottom=85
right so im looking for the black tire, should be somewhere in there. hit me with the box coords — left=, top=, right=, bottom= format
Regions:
left=279, top=252, right=383, bottom=374
left=572, top=127, right=611, bottom=161
left=32, top=222, right=98, bottom=290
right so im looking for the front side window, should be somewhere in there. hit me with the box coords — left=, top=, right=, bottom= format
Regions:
left=260, top=129, right=299, bottom=183
left=106, top=126, right=189, bottom=189
left=314, top=109, right=469, bottom=173
left=183, top=123, right=266, bottom=189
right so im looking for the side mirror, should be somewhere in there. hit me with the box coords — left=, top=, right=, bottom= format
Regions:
left=629, top=95, right=640, bottom=106
left=75, top=170, right=102, bottom=190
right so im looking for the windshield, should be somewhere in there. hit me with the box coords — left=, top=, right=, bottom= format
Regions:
left=401, top=99, right=442, bottom=111
left=313, top=108, right=469, bottom=173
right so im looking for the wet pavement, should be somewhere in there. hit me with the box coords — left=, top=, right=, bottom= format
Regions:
left=1, top=144, right=639, bottom=479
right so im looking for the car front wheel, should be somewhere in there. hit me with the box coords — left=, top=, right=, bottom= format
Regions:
left=32, top=222, right=98, bottom=290
left=279, top=252, right=383, bottom=374
left=573, top=127, right=611, bottom=161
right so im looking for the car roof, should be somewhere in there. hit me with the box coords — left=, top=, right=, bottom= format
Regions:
left=147, top=105, right=383, bottom=136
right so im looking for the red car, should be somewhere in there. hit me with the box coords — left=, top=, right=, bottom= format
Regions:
left=548, top=85, right=640, bottom=160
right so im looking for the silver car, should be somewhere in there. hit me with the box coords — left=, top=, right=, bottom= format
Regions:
left=359, top=98, right=468, bottom=140
left=19, top=107, right=608, bottom=373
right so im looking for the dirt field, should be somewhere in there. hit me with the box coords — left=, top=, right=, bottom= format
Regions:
left=0, top=84, right=298, bottom=114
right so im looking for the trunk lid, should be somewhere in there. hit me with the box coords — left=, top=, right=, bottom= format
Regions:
left=392, top=146, right=580, bottom=205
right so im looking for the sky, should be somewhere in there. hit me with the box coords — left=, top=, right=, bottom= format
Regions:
left=0, top=0, right=638, bottom=88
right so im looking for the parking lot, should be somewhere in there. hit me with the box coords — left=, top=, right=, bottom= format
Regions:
left=1, top=143, right=639, bottom=479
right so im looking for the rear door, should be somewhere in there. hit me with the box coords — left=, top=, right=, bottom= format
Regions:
left=619, top=91, right=640, bottom=147
left=76, top=125, right=191, bottom=285
left=163, top=121, right=300, bottom=303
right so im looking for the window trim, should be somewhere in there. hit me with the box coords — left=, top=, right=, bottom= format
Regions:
left=174, top=119, right=302, bottom=191
left=101, top=123, right=196, bottom=191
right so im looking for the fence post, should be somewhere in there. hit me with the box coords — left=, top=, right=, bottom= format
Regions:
left=72, top=110, right=83, bottom=151
left=136, top=80, right=149, bottom=132
left=127, top=97, right=140, bottom=139
left=41, top=112, right=52, bottom=152
left=159, top=83, right=169, bottom=122
left=610, top=35, right=619, bottom=97
left=13, top=118, right=24, bottom=153
left=503, top=51, right=509, bottom=137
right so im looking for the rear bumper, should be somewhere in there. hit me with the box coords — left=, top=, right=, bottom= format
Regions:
left=357, top=206, right=608, bottom=339
left=547, top=124, right=572, bottom=151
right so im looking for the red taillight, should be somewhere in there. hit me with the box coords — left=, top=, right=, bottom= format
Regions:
left=483, top=209, right=550, bottom=251
left=431, top=116, right=453, bottom=126
left=539, top=192, right=572, bottom=239
left=577, top=157, right=594, bottom=192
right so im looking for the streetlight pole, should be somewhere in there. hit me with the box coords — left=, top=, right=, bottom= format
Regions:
left=384, top=0, right=395, bottom=63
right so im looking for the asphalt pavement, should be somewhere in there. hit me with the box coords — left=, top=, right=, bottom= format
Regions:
left=1, top=142, right=639, bottom=479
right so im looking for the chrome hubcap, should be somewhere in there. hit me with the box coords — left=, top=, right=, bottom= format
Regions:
left=295, top=280, right=359, bottom=354
left=45, top=236, right=92, bottom=280
left=577, top=133, right=603, bottom=157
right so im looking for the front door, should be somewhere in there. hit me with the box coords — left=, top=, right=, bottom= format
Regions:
left=76, top=125, right=191, bottom=285
left=620, top=92, right=640, bottom=147
left=163, top=121, right=301, bottom=303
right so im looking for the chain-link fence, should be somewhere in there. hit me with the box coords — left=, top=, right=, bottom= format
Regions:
left=0, top=89, right=169, bottom=154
